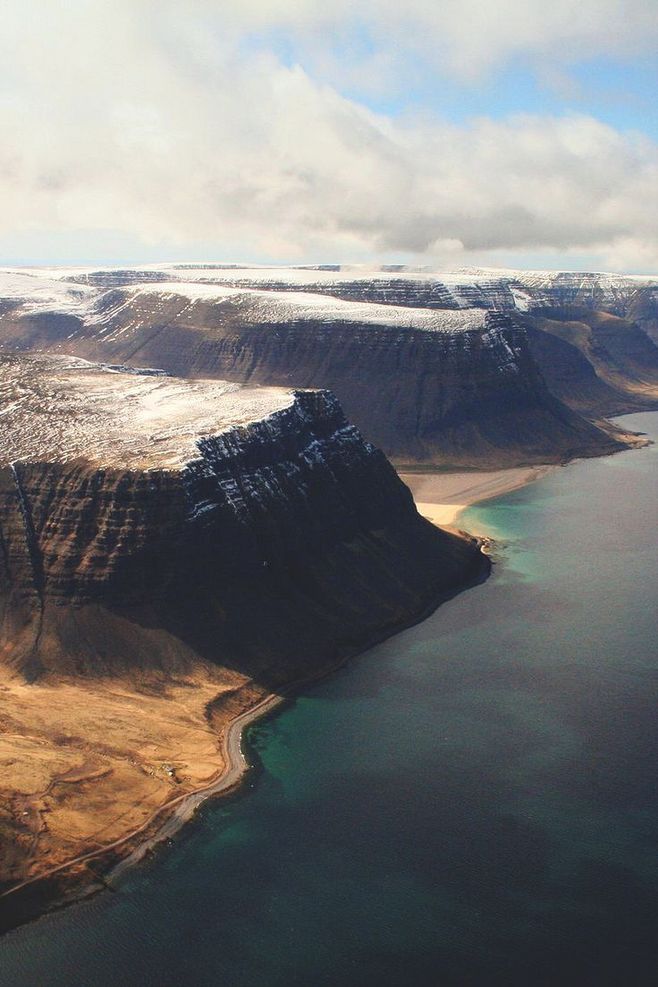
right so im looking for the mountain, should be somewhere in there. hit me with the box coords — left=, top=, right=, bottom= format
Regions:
left=0, top=353, right=485, bottom=916
left=1, top=265, right=654, bottom=467
left=1, top=351, right=483, bottom=679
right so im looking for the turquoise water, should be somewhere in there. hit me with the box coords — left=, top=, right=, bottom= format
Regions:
left=0, top=413, right=656, bottom=986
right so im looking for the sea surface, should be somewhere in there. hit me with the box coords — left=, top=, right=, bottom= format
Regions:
left=1, top=413, right=656, bottom=986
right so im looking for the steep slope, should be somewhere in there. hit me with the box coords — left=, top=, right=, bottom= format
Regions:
left=132, top=265, right=657, bottom=416
left=115, top=266, right=656, bottom=416
left=0, top=353, right=483, bottom=678
left=627, top=285, right=658, bottom=346
left=522, top=309, right=658, bottom=414
left=523, top=323, right=639, bottom=417
left=0, top=274, right=635, bottom=467
left=0, top=354, right=486, bottom=909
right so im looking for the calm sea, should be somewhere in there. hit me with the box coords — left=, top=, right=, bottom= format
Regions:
left=0, top=412, right=656, bottom=986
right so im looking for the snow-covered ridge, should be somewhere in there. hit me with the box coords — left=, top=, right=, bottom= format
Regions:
left=0, top=271, right=489, bottom=334
left=145, top=265, right=655, bottom=312
left=0, top=353, right=293, bottom=470
left=0, top=270, right=94, bottom=314
left=5, top=263, right=656, bottom=285
left=1, top=264, right=656, bottom=333
left=89, top=282, right=488, bottom=332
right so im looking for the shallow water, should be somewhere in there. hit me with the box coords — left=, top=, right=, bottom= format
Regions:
left=1, top=413, right=656, bottom=986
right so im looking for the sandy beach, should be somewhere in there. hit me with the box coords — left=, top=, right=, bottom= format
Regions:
left=399, top=466, right=554, bottom=527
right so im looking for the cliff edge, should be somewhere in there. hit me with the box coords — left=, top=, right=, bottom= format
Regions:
left=0, top=268, right=644, bottom=467
left=0, top=354, right=486, bottom=919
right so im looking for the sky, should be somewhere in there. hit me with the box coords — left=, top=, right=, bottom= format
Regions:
left=0, top=0, right=657, bottom=272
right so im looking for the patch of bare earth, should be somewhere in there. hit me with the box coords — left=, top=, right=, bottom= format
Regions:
left=0, top=664, right=259, bottom=891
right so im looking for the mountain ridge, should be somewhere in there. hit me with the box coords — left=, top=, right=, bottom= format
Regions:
left=2, top=266, right=653, bottom=467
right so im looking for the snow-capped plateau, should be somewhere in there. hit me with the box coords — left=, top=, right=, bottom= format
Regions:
left=0, top=263, right=655, bottom=468
left=0, top=352, right=293, bottom=470
left=2, top=264, right=656, bottom=318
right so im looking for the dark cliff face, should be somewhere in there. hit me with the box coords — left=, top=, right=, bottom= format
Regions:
left=154, top=271, right=657, bottom=422
left=1, top=266, right=655, bottom=467
left=0, top=289, right=630, bottom=467
left=145, top=276, right=521, bottom=311
left=165, top=313, right=623, bottom=466
left=137, top=268, right=656, bottom=421
left=523, top=324, right=635, bottom=417
left=0, top=387, right=486, bottom=683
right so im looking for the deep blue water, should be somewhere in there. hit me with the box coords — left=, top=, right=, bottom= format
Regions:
left=0, top=413, right=656, bottom=986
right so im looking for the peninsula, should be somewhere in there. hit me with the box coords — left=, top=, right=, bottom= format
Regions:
left=0, top=352, right=487, bottom=929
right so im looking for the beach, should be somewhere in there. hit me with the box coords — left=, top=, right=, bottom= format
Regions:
left=400, top=465, right=554, bottom=527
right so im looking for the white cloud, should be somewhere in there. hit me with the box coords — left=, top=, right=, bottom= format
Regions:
left=0, top=0, right=656, bottom=271
left=193, top=0, right=658, bottom=82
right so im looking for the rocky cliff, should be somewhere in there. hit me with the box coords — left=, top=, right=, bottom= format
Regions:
left=0, top=269, right=640, bottom=467
left=0, top=354, right=485, bottom=681
left=0, top=353, right=490, bottom=915
left=135, top=265, right=657, bottom=420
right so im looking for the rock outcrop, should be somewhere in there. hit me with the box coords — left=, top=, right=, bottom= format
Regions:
left=627, top=286, right=658, bottom=346
left=0, top=354, right=485, bottom=682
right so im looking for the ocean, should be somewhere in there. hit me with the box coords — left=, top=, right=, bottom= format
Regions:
left=1, top=412, right=656, bottom=986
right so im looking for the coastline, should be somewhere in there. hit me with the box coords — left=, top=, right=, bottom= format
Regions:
left=2, top=416, right=656, bottom=983
left=0, top=464, right=553, bottom=933
left=119, top=467, right=558, bottom=877
left=0, top=465, right=553, bottom=931
left=399, top=465, right=554, bottom=528
left=7, top=453, right=633, bottom=925
left=0, top=689, right=287, bottom=904
left=0, top=523, right=490, bottom=933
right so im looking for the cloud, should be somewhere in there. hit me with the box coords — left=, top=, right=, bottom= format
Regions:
left=195, top=0, right=658, bottom=82
left=0, top=0, right=656, bottom=270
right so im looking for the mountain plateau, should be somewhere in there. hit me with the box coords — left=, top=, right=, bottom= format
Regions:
left=0, top=353, right=486, bottom=927
left=1, top=265, right=654, bottom=467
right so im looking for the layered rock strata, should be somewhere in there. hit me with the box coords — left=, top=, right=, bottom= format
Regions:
left=0, top=354, right=487, bottom=913
left=0, top=354, right=484, bottom=681
left=0, top=271, right=639, bottom=466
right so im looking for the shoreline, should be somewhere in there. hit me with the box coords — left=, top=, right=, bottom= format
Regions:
left=0, top=532, right=490, bottom=933
left=399, top=465, right=555, bottom=528
left=0, top=689, right=287, bottom=905
left=0, top=464, right=552, bottom=932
